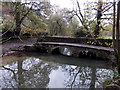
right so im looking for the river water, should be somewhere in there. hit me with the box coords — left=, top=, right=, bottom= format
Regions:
left=0, top=52, right=114, bottom=89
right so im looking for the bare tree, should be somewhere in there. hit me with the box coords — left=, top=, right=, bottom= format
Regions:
left=69, top=0, right=114, bottom=38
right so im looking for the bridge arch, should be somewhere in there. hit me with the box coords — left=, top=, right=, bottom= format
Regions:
left=51, top=46, right=61, bottom=54
left=78, top=50, right=96, bottom=59
left=51, top=46, right=73, bottom=56
left=50, top=46, right=97, bottom=58
left=59, top=47, right=73, bottom=56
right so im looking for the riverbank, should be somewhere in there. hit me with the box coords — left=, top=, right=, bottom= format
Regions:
left=1, top=37, right=119, bottom=89
left=1, top=38, right=37, bottom=56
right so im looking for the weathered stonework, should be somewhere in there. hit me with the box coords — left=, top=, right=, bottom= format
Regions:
left=38, top=36, right=114, bottom=47
left=34, top=43, right=114, bottom=60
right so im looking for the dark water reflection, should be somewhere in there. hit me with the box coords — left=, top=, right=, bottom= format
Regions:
left=0, top=53, right=114, bottom=88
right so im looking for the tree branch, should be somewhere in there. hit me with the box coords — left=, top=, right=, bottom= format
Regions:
left=103, top=4, right=113, bottom=13
left=76, top=0, right=84, bottom=20
left=71, top=67, right=80, bottom=88
left=2, top=66, right=17, bottom=81
left=20, top=6, right=33, bottom=24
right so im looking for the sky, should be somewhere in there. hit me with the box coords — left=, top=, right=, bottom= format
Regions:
left=50, top=0, right=74, bottom=9
left=50, top=0, right=115, bottom=10
left=20, top=0, right=116, bottom=10
left=50, top=0, right=96, bottom=9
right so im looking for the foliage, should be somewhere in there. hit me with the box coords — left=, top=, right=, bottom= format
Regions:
left=73, top=28, right=90, bottom=37
left=23, top=11, right=46, bottom=30
left=2, top=1, right=114, bottom=38
left=67, top=17, right=80, bottom=36
left=48, top=8, right=67, bottom=36
left=2, top=19, right=15, bottom=31
left=103, top=79, right=113, bottom=87
left=2, top=1, right=51, bottom=37
left=69, top=0, right=114, bottom=38
left=73, top=24, right=92, bottom=37
left=21, top=28, right=48, bottom=36
left=0, top=17, right=2, bottom=30
left=103, top=71, right=119, bottom=87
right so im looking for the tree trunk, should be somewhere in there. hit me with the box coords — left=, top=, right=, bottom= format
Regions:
left=94, top=1, right=102, bottom=38
left=15, top=2, right=21, bottom=36
left=18, top=60, right=23, bottom=88
left=89, top=67, right=96, bottom=90
left=113, top=1, right=116, bottom=51
left=116, top=1, right=120, bottom=75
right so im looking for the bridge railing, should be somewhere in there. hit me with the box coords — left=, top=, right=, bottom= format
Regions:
left=37, top=36, right=115, bottom=47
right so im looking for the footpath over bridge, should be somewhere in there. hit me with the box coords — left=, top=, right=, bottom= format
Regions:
left=39, top=42, right=114, bottom=52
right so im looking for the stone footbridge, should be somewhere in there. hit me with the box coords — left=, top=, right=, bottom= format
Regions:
left=36, top=36, right=117, bottom=60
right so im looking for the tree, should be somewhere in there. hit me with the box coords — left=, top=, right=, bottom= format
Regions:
left=48, top=7, right=68, bottom=36
left=67, top=16, right=80, bottom=36
left=2, top=1, right=51, bottom=37
left=94, top=0, right=103, bottom=38
left=48, top=13, right=67, bottom=36
left=114, top=1, right=120, bottom=75
left=69, top=0, right=114, bottom=38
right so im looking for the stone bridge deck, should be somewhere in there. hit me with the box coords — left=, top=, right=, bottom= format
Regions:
left=39, top=42, right=114, bottom=52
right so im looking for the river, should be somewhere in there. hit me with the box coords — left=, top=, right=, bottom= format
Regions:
left=0, top=52, right=114, bottom=89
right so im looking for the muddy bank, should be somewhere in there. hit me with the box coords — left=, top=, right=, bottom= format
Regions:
left=1, top=38, right=37, bottom=56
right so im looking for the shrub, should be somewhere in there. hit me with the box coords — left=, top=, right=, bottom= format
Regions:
left=73, top=29, right=91, bottom=37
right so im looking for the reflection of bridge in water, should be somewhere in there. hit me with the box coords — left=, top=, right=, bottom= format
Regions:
left=37, top=37, right=116, bottom=60
left=40, top=54, right=110, bottom=69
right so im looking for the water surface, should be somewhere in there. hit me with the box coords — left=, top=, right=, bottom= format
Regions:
left=0, top=52, right=114, bottom=88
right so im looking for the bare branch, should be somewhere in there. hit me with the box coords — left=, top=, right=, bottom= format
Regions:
left=76, top=0, right=84, bottom=20
left=102, top=4, right=113, bottom=13
left=2, top=66, right=17, bottom=81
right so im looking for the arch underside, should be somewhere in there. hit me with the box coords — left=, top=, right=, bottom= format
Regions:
left=50, top=46, right=112, bottom=60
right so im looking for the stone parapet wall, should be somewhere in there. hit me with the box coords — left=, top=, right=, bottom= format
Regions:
left=38, top=36, right=113, bottom=47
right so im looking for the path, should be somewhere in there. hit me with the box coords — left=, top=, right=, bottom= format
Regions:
left=39, top=42, right=114, bottom=52
left=1, top=38, right=37, bottom=56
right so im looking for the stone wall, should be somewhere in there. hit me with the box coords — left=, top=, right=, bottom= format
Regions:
left=38, top=36, right=113, bottom=47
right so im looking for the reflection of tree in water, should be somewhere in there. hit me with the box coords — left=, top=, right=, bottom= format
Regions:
left=63, top=66, right=92, bottom=88
left=95, top=68, right=114, bottom=88
left=1, top=63, right=18, bottom=88
left=21, top=57, right=54, bottom=88
left=62, top=65, right=114, bottom=88
left=1, top=55, right=114, bottom=88
left=1, top=57, right=58, bottom=88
